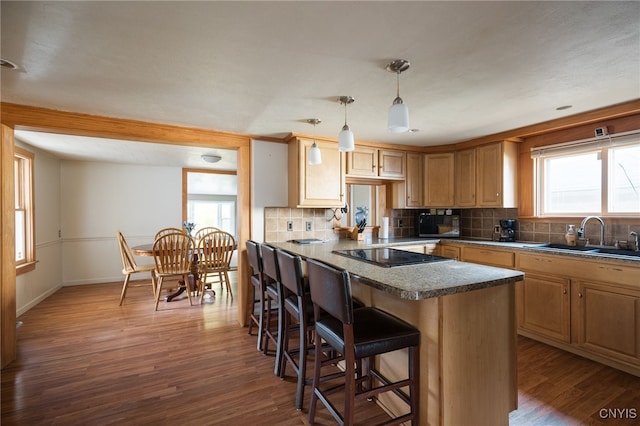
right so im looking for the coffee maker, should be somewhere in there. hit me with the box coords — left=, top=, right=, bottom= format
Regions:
left=499, top=219, right=516, bottom=242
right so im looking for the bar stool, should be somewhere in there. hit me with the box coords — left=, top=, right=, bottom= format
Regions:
left=275, top=248, right=315, bottom=410
left=246, top=240, right=267, bottom=351
left=306, top=258, right=420, bottom=426
left=259, top=243, right=283, bottom=375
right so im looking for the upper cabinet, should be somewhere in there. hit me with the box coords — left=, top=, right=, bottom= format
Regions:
left=405, top=152, right=423, bottom=207
left=424, top=153, right=455, bottom=207
left=455, top=148, right=476, bottom=207
left=288, top=137, right=344, bottom=208
left=346, top=147, right=406, bottom=179
left=455, top=141, right=518, bottom=208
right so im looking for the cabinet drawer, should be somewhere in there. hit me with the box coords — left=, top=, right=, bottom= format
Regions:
left=517, top=253, right=640, bottom=288
left=462, top=246, right=514, bottom=268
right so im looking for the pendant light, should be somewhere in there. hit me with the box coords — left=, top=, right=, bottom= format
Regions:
left=337, top=96, right=355, bottom=152
left=386, top=59, right=410, bottom=133
left=307, top=118, right=322, bottom=165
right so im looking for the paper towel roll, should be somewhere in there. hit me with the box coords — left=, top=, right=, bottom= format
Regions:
left=380, top=217, right=389, bottom=239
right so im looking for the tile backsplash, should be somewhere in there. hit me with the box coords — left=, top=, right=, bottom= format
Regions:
left=266, top=207, right=639, bottom=247
left=264, top=207, right=340, bottom=243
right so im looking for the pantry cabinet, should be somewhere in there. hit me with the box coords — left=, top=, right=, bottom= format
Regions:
left=288, top=137, right=344, bottom=208
left=424, top=153, right=454, bottom=207
left=346, top=147, right=405, bottom=179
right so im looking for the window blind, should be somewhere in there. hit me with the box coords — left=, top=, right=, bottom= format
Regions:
left=530, top=130, right=640, bottom=158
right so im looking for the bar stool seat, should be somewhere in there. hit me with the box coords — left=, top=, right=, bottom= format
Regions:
left=315, top=308, right=419, bottom=359
left=306, top=258, right=420, bottom=426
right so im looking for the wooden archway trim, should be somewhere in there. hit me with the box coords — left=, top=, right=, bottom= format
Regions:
left=1, top=103, right=253, bottom=370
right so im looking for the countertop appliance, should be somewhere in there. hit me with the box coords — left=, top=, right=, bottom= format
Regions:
left=417, top=209, right=460, bottom=238
left=499, top=219, right=516, bottom=242
left=332, top=248, right=450, bottom=267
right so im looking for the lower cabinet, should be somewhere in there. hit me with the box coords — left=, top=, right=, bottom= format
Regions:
left=516, top=252, right=640, bottom=375
left=517, top=273, right=570, bottom=343
left=394, top=243, right=437, bottom=255
left=574, top=280, right=640, bottom=365
left=438, top=244, right=461, bottom=260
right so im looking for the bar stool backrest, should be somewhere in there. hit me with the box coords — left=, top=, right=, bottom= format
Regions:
left=245, top=240, right=263, bottom=279
left=276, top=249, right=305, bottom=298
left=260, top=243, right=280, bottom=283
left=306, top=258, right=354, bottom=325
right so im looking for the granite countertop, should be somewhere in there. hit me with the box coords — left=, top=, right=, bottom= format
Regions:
left=437, top=238, right=640, bottom=265
left=272, top=240, right=524, bottom=301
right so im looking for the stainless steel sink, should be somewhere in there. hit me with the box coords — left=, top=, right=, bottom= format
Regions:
left=535, top=243, right=640, bottom=258
left=595, top=247, right=640, bottom=258
left=535, top=243, right=598, bottom=252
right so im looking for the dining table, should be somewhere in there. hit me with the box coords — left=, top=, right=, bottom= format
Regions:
left=131, top=243, right=204, bottom=302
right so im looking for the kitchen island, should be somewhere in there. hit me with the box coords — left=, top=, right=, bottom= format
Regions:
left=272, top=239, right=524, bottom=426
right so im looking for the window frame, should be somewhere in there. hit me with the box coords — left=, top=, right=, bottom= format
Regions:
left=533, top=131, right=640, bottom=218
left=14, top=147, right=36, bottom=274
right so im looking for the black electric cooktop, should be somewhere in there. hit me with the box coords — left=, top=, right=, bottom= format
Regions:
left=332, top=248, right=450, bottom=268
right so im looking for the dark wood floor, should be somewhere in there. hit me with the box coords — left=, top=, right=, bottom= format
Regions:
left=2, top=276, right=639, bottom=425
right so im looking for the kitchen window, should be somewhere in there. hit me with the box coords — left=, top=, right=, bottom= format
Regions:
left=15, top=147, right=35, bottom=274
left=532, top=131, right=640, bottom=216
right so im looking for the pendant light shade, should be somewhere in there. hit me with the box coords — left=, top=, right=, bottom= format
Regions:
left=307, top=118, right=322, bottom=165
left=308, top=141, right=322, bottom=165
left=337, top=96, right=355, bottom=152
left=388, top=100, right=410, bottom=133
left=386, top=59, right=411, bottom=133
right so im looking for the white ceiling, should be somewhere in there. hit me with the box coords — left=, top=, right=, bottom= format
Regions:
left=2, top=1, right=639, bottom=166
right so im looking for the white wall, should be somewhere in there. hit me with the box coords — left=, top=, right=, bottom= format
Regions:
left=15, top=139, right=289, bottom=314
left=251, top=140, right=288, bottom=242
left=15, top=143, right=63, bottom=315
left=60, top=161, right=182, bottom=285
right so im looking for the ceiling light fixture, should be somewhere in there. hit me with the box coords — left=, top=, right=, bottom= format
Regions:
left=307, top=118, right=322, bottom=165
left=201, top=154, right=222, bottom=163
left=386, top=59, right=411, bottom=133
left=337, top=96, right=355, bottom=152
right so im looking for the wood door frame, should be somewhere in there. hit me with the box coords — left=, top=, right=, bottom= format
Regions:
left=1, top=103, right=253, bottom=367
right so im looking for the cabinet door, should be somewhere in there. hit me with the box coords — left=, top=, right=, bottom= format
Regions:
left=424, top=153, right=454, bottom=207
left=289, top=138, right=344, bottom=207
left=518, top=273, right=570, bottom=343
left=405, top=152, right=423, bottom=207
left=439, top=245, right=460, bottom=260
left=346, top=147, right=377, bottom=177
left=379, top=150, right=405, bottom=178
left=394, top=244, right=425, bottom=254
left=575, top=281, right=640, bottom=364
left=477, top=143, right=502, bottom=207
left=455, top=148, right=476, bottom=207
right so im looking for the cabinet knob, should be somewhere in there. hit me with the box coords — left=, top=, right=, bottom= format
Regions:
left=563, top=289, right=567, bottom=295
left=578, top=292, right=583, bottom=298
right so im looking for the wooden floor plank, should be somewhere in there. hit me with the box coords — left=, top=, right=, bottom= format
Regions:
left=2, top=275, right=640, bottom=425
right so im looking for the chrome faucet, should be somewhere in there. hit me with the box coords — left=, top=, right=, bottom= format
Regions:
left=630, top=231, right=639, bottom=251
left=577, top=216, right=605, bottom=247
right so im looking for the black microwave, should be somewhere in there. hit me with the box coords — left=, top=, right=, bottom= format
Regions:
left=417, top=210, right=460, bottom=238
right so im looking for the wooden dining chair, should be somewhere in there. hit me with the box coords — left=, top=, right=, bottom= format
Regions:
left=116, top=231, right=157, bottom=305
left=152, top=232, right=197, bottom=310
left=194, top=226, right=221, bottom=242
left=154, top=227, right=184, bottom=240
left=198, top=231, right=236, bottom=300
